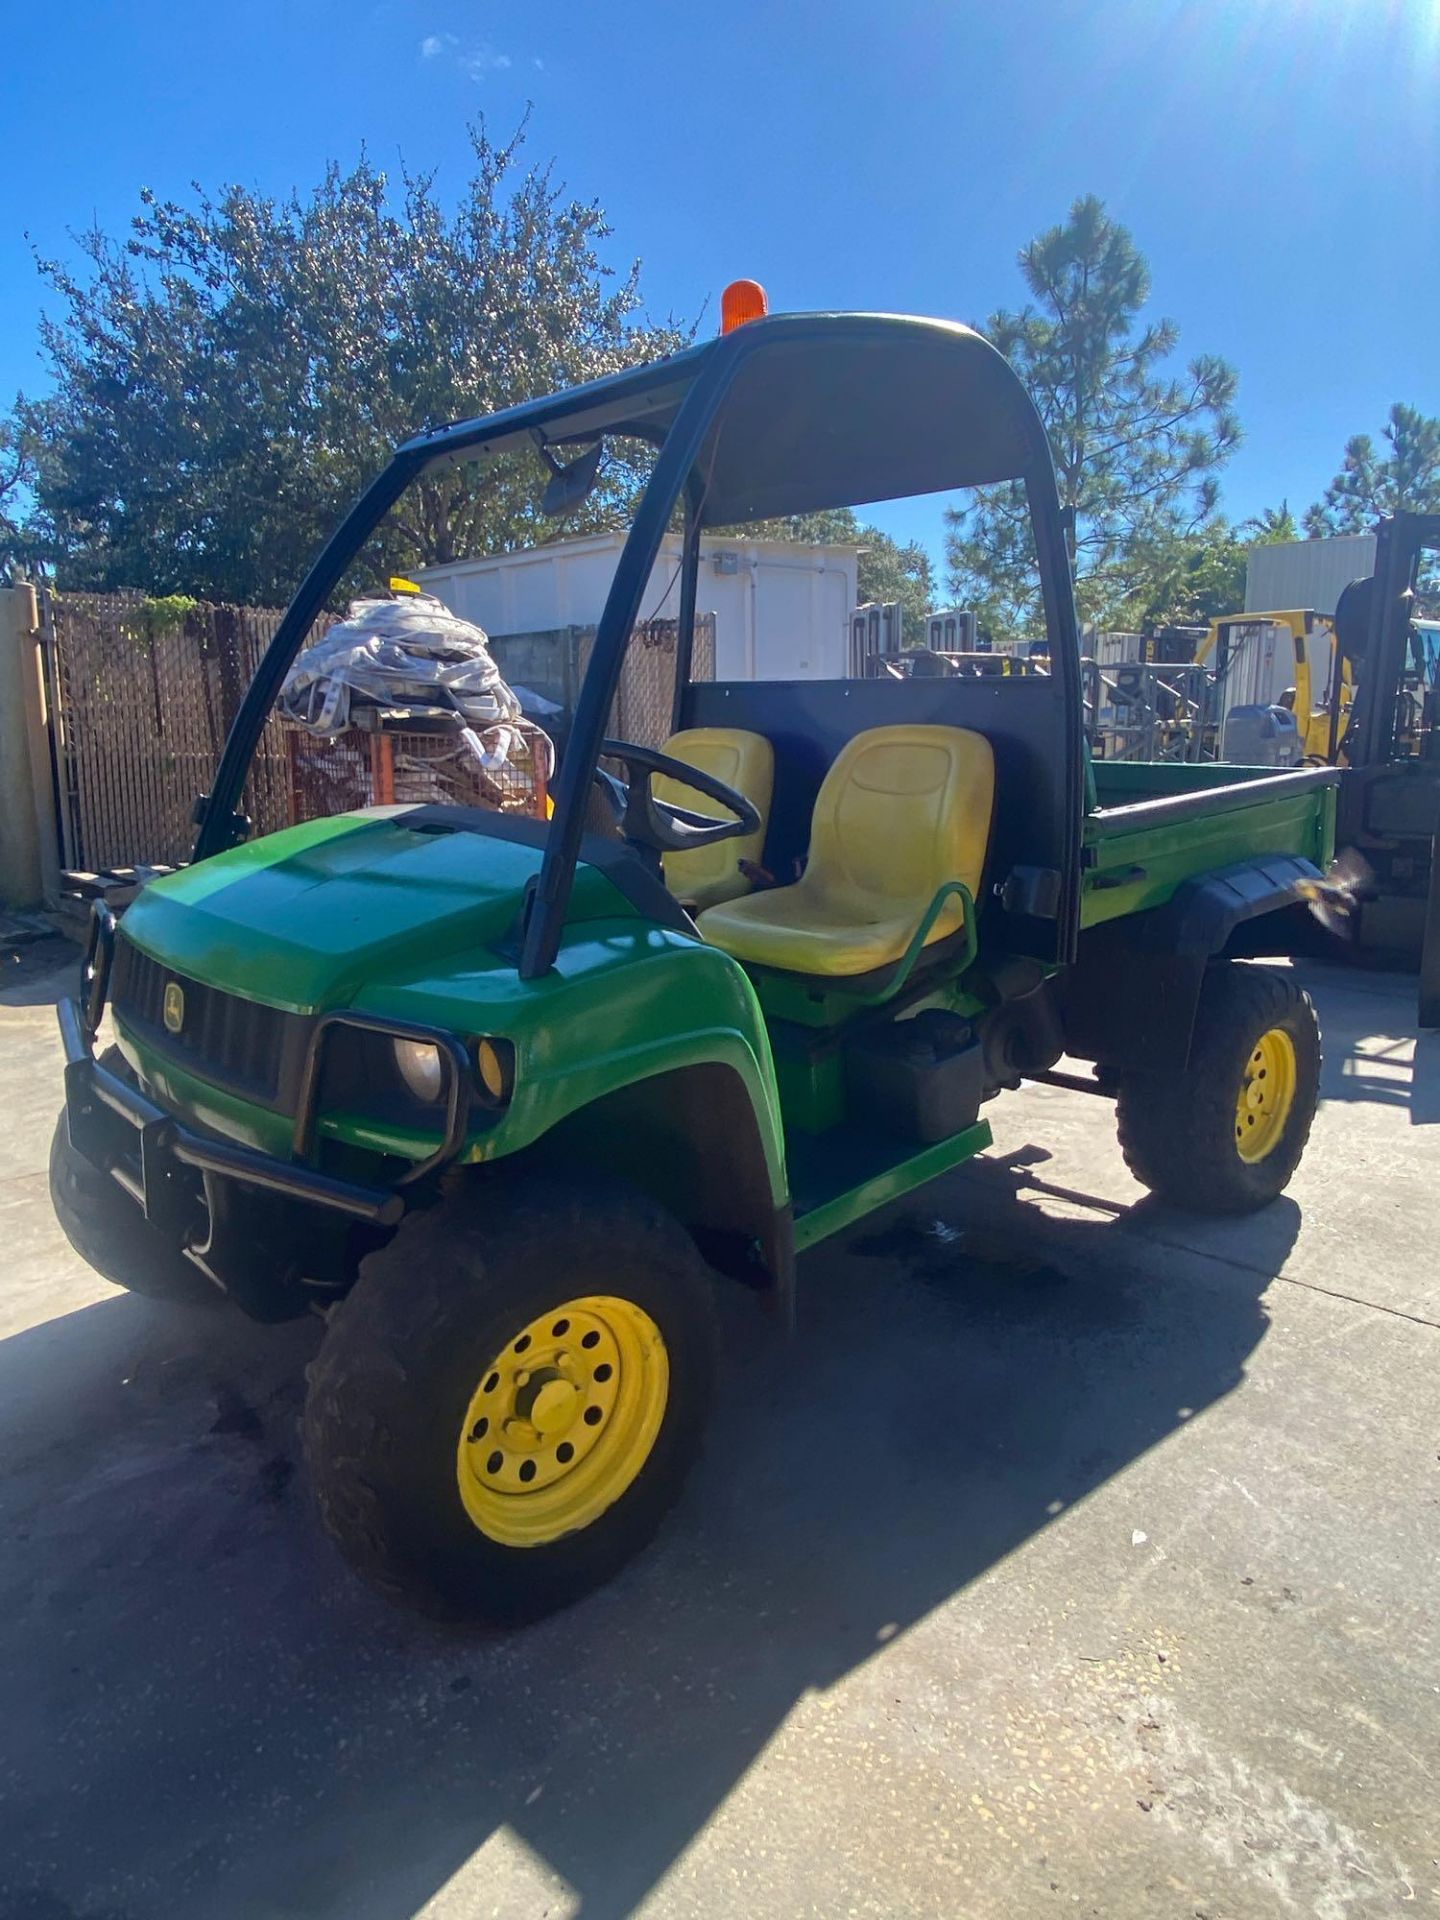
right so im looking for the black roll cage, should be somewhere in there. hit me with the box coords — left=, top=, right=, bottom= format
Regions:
left=191, top=312, right=1084, bottom=979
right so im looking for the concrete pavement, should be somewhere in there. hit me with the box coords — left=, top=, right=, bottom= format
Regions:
left=0, top=948, right=1435, bottom=1920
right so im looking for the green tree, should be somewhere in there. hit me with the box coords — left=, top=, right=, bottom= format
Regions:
left=1304, top=404, right=1440, bottom=536
left=14, top=120, right=688, bottom=603
left=1119, top=520, right=1245, bottom=628
left=1116, top=493, right=1315, bottom=630
left=0, top=414, right=33, bottom=575
left=944, top=195, right=1239, bottom=634
left=1238, top=500, right=1300, bottom=544
left=1116, top=502, right=1304, bottom=630
left=857, top=527, right=935, bottom=638
left=729, top=507, right=935, bottom=638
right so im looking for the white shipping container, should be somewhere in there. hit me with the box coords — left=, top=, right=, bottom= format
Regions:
left=1091, top=631, right=1146, bottom=666
left=418, top=531, right=859, bottom=681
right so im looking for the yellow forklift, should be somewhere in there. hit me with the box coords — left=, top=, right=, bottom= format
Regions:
left=1324, top=518, right=1440, bottom=1011
left=1197, top=526, right=1437, bottom=1019
left=1200, top=609, right=1353, bottom=763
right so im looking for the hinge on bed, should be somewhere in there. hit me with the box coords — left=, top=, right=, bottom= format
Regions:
left=995, top=866, right=1063, bottom=918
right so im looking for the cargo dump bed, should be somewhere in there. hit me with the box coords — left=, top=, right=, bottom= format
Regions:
left=1081, top=759, right=1339, bottom=930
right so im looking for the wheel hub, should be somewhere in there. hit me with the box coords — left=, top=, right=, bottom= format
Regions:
left=522, top=1372, right=579, bottom=1435
left=456, top=1295, right=669, bottom=1548
left=1234, top=1026, right=1298, bottom=1164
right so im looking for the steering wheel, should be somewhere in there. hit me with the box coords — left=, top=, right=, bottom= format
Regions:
left=592, top=738, right=760, bottom=856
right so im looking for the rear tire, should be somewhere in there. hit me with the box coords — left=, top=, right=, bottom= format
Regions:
left=303, top=1175, right=716, bottom=1625
left=49, top=1049, right=216, bottom=1305
left=1114, top=963, right=1321, bottom=1214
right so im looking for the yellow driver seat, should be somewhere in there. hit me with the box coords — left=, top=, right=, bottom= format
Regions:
left=696, top=724, right=994, bottom=977
left=657, top=728, right=775, bottom=912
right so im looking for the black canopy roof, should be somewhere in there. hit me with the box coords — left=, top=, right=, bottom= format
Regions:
left=398, top=312, right=1050, bottom=525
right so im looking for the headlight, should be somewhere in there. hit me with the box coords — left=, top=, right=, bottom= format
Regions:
left=392, top=1037, right=444, bottom=1103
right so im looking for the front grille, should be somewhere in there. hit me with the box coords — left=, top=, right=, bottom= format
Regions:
left=111, top=937, right=311, bottom=1108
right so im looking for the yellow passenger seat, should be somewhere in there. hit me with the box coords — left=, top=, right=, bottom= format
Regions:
left=658, top=728, right=775, bottom=912
left=696, top=724, right=993, bottom=977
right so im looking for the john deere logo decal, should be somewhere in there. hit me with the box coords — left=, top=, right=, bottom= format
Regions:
left=162, top=981, right=185, bottom=1035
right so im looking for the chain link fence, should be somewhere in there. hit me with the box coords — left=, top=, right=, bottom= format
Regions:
left=41, top=591, right=713, bottom=873
left=41, top=592, right=331, bottom=871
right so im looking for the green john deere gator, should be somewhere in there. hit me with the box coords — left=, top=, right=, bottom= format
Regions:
left=54, top=297, right=1339, bottom=1624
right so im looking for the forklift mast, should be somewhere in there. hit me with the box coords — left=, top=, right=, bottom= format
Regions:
left=1349, top=511, right=1440, bottom=769
left=1333, top=512, right=1440, bottom=1023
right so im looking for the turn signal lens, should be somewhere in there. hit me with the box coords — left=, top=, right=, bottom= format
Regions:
left=720, top=279, right=768, bottom=334
left=475, top=1037, right=514, bottom=1105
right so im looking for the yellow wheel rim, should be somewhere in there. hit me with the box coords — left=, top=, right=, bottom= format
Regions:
left=456, top=1295, right=669, bottom=1548
left=1234, top=1026, right=1298, bottom=1164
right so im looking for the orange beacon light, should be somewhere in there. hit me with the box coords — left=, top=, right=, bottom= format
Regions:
left=720, top=279, right=768, bottom=334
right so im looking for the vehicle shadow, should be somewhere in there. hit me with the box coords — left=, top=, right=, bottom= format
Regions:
left=0, top=1163, right=1292, bottom=1920
left=1291, top=959, right=1439, bottom=1124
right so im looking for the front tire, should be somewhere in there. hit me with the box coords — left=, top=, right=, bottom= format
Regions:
left=1115, top=963, right=1321, bottom=1214
left=302, top=1175, right=716, bottom=1625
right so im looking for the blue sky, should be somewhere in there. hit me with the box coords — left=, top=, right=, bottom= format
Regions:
left=3, top=0, right=1438, bottom=575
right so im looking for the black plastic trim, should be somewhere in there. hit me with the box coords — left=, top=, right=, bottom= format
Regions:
left=111, top=935, right=311, bottom=1112
left=80, top=902, right=116, bottom=1036
left=1062, top=854, right=1325, bottom=1072
left=1148, top=854, right=1325, bottom=955
left=393, top=804, right=697, bottom=939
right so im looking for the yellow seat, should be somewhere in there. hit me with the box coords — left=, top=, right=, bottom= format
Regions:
left=696, top=724, right=994, bottom=977
left=657, top=729, right=775, bottom=911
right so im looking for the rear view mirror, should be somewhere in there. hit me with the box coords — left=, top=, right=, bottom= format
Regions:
left=538, top=439, right=603, bottom=518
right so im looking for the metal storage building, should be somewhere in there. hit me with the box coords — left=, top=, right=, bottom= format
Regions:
left=1244, top=534, right=1376, bottom=616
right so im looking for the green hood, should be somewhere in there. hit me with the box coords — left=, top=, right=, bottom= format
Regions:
left=120, top=810, right=623, bottom=1014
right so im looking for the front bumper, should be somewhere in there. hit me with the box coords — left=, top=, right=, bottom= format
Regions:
left=61, top=995, right=404, bottom=1229
left=60, top=905, right=475, bottom=1238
